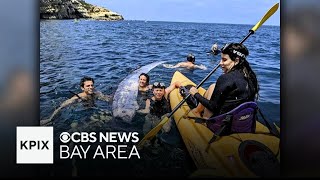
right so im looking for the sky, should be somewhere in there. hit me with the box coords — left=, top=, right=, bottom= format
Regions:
left=85, top=0, right=280, bottom=26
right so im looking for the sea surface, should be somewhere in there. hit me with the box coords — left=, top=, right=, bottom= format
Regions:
left=40, top=19, right=280, bottom=177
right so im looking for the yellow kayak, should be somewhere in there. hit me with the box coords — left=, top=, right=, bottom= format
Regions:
left=169, top=71, right=280, bottom=177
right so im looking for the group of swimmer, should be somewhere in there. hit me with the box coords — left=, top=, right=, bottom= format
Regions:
left=41, top=42, right=259, bottom=143
left=135, top=42, right=258, bottom=135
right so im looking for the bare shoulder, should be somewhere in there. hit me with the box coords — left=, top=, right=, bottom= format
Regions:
left=94, top=91, right=103, bottom=95
left=78, top=92, right=86, bottom=98
left=189, top=64, right=196, bottom=69
left=148, top=84, right=153, bottom=90
left=93, top=91, right=105, bottom=98
left=70, top=95, right=79, bottom=101
left=61, top=95, right=78, bottom=107
left=180, top=62, right=189, bottom=66
left=94, top=91, right=112, bottom=101
left=182, top=62, right=195, bottom=69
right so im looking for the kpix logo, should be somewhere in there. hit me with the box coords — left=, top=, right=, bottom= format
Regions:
left=16, top=127, right=53, bottom=164
left=20, top=140, right=50, bottom=150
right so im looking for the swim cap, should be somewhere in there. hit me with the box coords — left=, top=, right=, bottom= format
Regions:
left=187, top=53, right=195, bottom=63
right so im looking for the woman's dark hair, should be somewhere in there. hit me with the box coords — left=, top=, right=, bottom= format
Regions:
left=80, top=76, right=94, bottom=87
left=139, top=73, right=150, bottom=85
left=222, top=43, right=259, bottom=100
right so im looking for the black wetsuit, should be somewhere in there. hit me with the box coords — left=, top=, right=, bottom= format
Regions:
left=143, top=96, right=171, bottom=135
left=149, top=97, right=171, bottom=118
left=194, top=68, right=255, bottom=117
left=137, top=89, right=152, bottom=109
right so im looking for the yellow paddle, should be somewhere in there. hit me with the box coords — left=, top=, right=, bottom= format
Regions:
left=137, top=3, right=279, bottom=149
left=240, top=3, right=279, bottom=44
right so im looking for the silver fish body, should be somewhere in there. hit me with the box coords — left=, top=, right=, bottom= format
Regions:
left=112, top=61, right=165, bottom=122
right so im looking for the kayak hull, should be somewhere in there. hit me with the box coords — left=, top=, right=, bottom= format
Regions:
left=169, top=71, right=280, bottom=177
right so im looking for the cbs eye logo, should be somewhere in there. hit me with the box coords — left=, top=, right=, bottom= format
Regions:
left=59, top=132, right=97, bottom=143
left=60, top=132, right=71, bottom=143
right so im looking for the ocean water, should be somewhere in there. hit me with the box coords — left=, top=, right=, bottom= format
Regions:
left=40, top=20, right=280, bottom=176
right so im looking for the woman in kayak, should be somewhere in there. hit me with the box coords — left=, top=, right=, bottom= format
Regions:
left=189, top=43, right=259, bottom=119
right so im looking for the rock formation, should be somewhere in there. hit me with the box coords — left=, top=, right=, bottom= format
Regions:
left=40, top=0, right=124, bottom=21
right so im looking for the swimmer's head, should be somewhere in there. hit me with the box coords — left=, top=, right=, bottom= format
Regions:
left=187, top=53, right=195, bottom=63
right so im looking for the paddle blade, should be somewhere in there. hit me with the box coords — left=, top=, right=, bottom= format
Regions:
left=251, top=3, right=279, bottom=32
left=137, top=116, right=170, bottom=148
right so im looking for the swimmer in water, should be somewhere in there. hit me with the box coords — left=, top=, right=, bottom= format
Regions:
left=40, top=76, right=112, bottom=125
left=163, top=53, right=207, bottom=70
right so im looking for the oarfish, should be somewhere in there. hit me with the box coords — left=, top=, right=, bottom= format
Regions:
left=112, top=61, right=165, bottom=122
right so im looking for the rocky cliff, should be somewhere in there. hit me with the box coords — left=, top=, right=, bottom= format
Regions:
left=40, top=0, right=124, bottom=21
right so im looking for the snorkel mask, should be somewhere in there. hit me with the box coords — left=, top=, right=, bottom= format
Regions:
left=153, top=82, right=166, bottom=89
